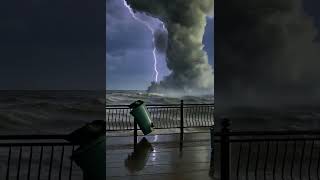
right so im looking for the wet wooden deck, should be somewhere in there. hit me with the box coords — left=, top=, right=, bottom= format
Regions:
left=106, top=133, right=216, bottom=180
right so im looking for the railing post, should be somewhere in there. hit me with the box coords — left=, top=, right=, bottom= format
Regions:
left=180, top=100, right=184, bottom=150
left=221, top=119, right=231, bottom=180
left=134, top=118, right=138, bottom=150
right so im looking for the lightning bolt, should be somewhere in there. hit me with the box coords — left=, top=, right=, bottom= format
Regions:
left=123, top=0, right=160, bottom=82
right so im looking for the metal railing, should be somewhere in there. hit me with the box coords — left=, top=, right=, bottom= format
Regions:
left=212, top=119, right=320, bottom=180
left=0, top=135, right=82, bottom=180
left=106, top=100, right=215, bottom=131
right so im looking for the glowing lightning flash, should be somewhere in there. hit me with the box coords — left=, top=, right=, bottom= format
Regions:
left=123, top=0, right=160, bottom=82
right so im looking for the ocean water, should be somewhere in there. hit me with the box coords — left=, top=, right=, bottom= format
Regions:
left=0, top=90, right=213, bottom=135
left=0, top=90, right=105, bottom=135
left=0, top=90, right=319, bottom=134
left=106, top=90, right=214, bottom=105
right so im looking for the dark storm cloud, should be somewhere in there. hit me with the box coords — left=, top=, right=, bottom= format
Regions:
left=126, top=0, right=214, bottom=95
left=0, top=0, right=105, bottom=90
left=215, top=0, right=320, bottom=107
left=154, top=29, right=168, bottom=53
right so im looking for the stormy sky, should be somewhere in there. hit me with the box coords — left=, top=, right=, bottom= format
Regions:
left=106, top=0, right=214, bottom=90
left=0, top=0, right=106, bottom=90
left=1, top=0, right=318, bottom=93
left=215, top=0, right=320, bottom=108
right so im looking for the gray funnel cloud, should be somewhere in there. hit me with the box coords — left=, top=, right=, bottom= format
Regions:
left=215, top=0, right=320, bottom=108
left=125, top=0, right=214, bottom=95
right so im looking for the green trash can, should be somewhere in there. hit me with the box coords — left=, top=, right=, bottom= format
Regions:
left=71, top=135, right=106, bottom=180
left=66, top=120, right=106, bottom=180
left=129, top=100, right=154, bottom=135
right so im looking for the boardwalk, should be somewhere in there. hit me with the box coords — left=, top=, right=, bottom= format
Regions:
left=106, top=132, right=216, bottom=180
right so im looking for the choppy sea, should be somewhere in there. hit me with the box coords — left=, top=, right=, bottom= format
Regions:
left=0, top=90, right=213, bottom=134
left=1, top=90, right=319, bottom=134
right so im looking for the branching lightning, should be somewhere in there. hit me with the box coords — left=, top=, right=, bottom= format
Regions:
left=123, top=0, right=161, bottom=82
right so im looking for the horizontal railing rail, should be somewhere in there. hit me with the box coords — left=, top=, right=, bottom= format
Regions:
left=106, top=101, right=214, bottom=131
left=0, top=135, right=82, bottom=180
left=212, top=119, right=320, bottom=180
left=0, top=135, right=70, bottom=140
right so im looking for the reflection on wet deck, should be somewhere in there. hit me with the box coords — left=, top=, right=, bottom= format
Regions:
left=107, top=133, right=215, bottom=180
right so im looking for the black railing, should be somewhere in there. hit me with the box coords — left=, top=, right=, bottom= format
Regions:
left=0, top=135, right=82, bottom=180
left=106, top=101, right=215, bottom=131
left=212, top=119, right=320, bottom=180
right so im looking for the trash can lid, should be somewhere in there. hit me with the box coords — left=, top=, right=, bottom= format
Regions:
left=129, top=100, right=144, bottom=109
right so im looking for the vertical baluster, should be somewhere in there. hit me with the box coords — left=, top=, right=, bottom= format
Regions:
left=168, top=107, right=172, bottom=128
left=308, top=140, right=314, bottom=180
left=299, top=141, right=306, bottom=180
left=200, top=105, right=203, bottom=126
left=121, top=108, right=125, bottom=130
left=115, top=109, right=119, bottom=130
left=246, top=142, right=252, bottom=180
left=281, top=141, right=288, bottom=180
left=27, top=146, right=33, bottom=180
left=264, top=141, right=270, bottom=180
left=164, top=107, right=168, bottom=128
left=114, top=109, right=118, bottom=130
left=205, top=106, right=209, bottom=126
left=155, top=107, right=159, bottom=128
left=157, top=107, right=162, bottom=128
left=196, top=106, right=200, bottom=126
left=176, top=107, right=180, bottom=127
left=196, top=105, right=200, bottom=126
left=166, top=107, right=170, bottom=128
left=38, top=146, right=44, bottom=180
left=163, top=107, right=168, bottom=129
left=202, top=106, right=206, bottom=126
left=291, top=141, right=297, bottom=180
left=187, top=106, right=191, bottom=127
left=118, top=109, right=122, bottom=130
left=255, top=143, right=261, bottom=180
left=59, top=146, right=65, bottom=180
left=111, top=109, right=114, bottom=130
left=48, top=146, right=54, bottom=180
left=69, top=146, right=75, bottom=180
left=237, top=143, right=243, bottom=180
left=172, top=107, right=175, bottom=127
left=106, top=109, right=110, bottom=130
left=169, top=107, right=173, bottom=128
left=193, top=105, right=197, bottom=126
left=149, top=107, right=154, bottom=127
left=200, top=106, right=203, bottom=126
left=6, top=146, right=11, bottom=180
left=119, top=108, right=123, bottom=130
left=191, top=106, right=196, bottom=127
left=211, top=106, right=214, bottom=125
left=180, top=100, right=184, bottom=149
left=273, top=141, right=279, bottom=180
left=208, top=106, right=212, bottom=126
left=124, top=108, right=129, bottom=130
left=16, top=146, right=22, bottom=180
